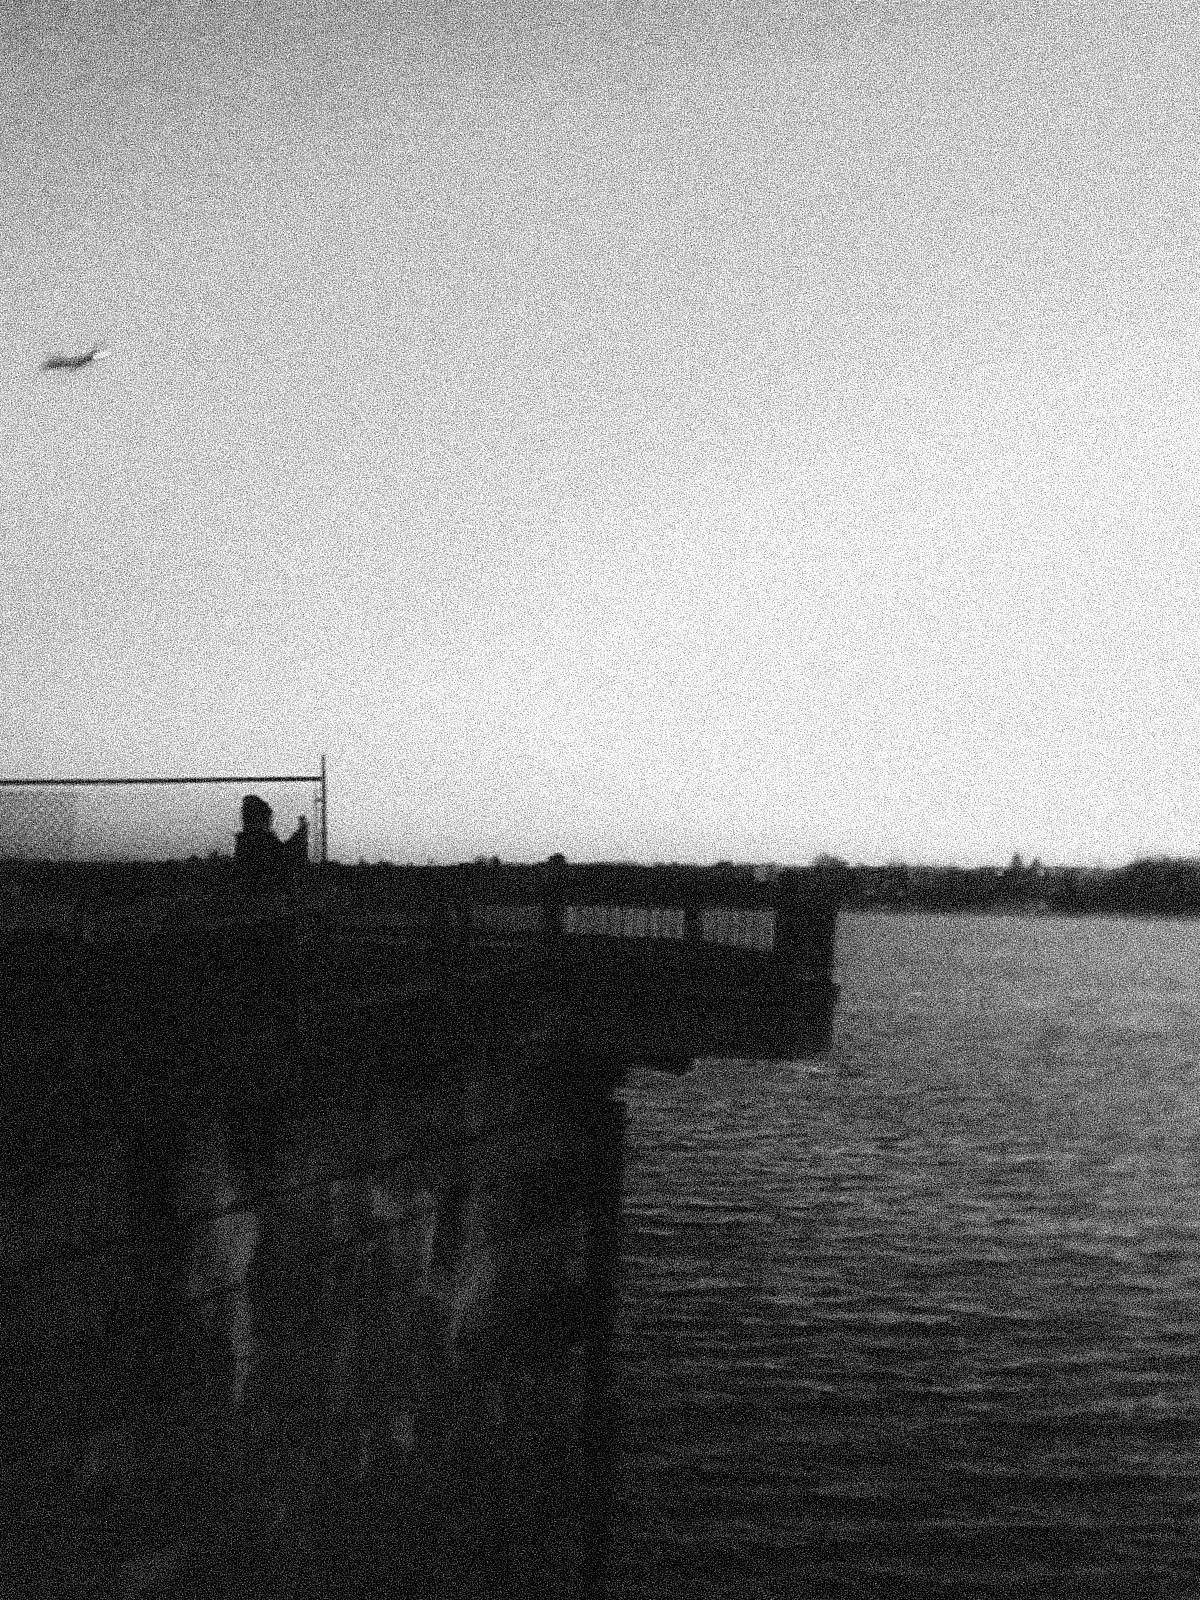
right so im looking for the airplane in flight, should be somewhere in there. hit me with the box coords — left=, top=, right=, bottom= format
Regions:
left=41, top=343, right=111, bottom=372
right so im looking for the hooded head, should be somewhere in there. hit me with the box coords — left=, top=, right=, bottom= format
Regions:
left=241, top=794, right=274, bottom=833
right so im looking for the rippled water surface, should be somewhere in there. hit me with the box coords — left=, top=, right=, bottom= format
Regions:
left=609, top=912, right=1200, bottom=1598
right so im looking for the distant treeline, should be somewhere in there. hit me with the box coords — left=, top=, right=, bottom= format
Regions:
left=15, top=851, right=1200, bottom=918
left=824, top=854, right=1200, bottom=916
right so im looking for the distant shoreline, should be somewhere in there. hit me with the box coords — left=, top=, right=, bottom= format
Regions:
left=825, top=858, right=1200, bottom=921
left=844, top=902, right=1200, bottom=920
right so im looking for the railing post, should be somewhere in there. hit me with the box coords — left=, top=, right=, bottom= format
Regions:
left=454, top=862, right=474, bottom=954
left=776, top=867, right=841, bottom=969
left=541, top=853, right=566, bottom=950
left=775, top=869, right=799, bottom=961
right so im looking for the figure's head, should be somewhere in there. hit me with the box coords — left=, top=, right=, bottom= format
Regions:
left=241, top=794, right=273, bottom=832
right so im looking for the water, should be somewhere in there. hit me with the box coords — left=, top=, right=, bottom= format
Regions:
left=609, top=912, right=1200, bottom=1598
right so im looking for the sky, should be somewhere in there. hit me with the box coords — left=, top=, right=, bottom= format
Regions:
left=2, top=0, right=1199, bottom=867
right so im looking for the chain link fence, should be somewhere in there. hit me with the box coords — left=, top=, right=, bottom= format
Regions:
left=0, top=765, right=327, bottom=864
left=0, top=786, right=79, bottom=861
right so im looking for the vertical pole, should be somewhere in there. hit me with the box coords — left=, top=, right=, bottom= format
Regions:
left=775, top=868, right=799, bottom=961
left=319, top=753, right=327, bottom=865
left=541, top=853, right=566, bottom=947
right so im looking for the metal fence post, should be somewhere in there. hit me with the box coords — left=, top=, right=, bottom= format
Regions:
left=319, top=753, right=327, bottom=865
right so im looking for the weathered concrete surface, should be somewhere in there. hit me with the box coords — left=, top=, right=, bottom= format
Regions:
left=1, top=1037, right=625, bottom=1598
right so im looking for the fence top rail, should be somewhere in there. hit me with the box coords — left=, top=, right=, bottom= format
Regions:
left=0, top=775, right=321, bottom=787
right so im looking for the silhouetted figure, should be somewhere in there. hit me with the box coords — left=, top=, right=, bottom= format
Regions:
left=288, top=815, right=309, bottom=870
left=234, top=795, right=308, bottom=890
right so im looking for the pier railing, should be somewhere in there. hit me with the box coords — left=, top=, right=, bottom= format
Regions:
left=306, top=859, right=840, bottom=961
left=0, top=858, right=842, bottom=1155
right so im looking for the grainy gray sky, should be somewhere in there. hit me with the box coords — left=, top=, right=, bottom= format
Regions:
left=3, top=1, right=1198, bottom=865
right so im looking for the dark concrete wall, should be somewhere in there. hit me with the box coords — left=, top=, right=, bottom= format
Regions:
left=1, top=1033, right=624, bottom=1599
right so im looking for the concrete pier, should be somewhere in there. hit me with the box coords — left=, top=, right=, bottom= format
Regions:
left=0, top=858, right=839, bottom=1596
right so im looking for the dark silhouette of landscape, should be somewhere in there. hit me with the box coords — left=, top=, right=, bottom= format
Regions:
left=825, top=854, right=1200, bottom=917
